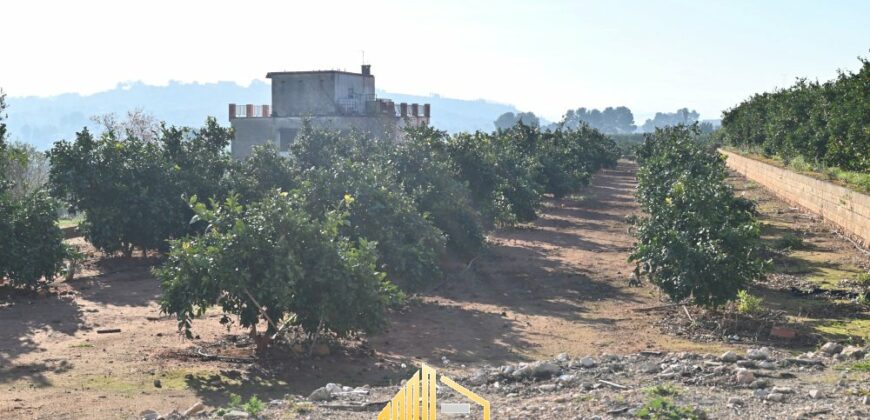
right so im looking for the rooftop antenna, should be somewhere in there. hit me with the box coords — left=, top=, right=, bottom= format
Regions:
left=361, top=50, right=366, bottom=65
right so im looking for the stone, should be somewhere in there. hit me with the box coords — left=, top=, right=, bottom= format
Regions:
left=500, top=365, right=515, bottom=377
left=555, top=353, right=569, bottom=362
left=325, top=383, right=342, bottom=394
left=808, top=389, right=821, bottom=399
left=841, top=346, right=865, bottom=359
left=727, top=397, right=744, bottom=406
left=163, top=410, right=183, bottom=420
left=747, top=347, right=771, bottom=360
left=579, top=357, right=596, bottom=368
left=153, top=379, right=161, bottom=388
left=737, top=360, right=757, bottom=368
left=720, top=351, right=738, bottom=363
left=862, top=395, right=870, bottom=405
left=557, top=374, right=576, bottom=384
left=766, top=392, right=785, bottom=402
left=139, top=410, right=160, bottom=420
left=468, top=370, right=489, bottom=386
left=771, top=386, right=793, bottom=394
left=750, top=379, right=769, bottom=389
left=639, top=363, right=660, bottom=374
left=538, top=384, right=557, bottom=392
left=820, top=342, right=843, bottom=355
left=530, top=362, right=561, bottom=378
left=758, top=361, right=777, bottom=370
left=222, top=410, right=250, bottom=419
left=735, top=368, right=755, bottom=384
left=308, top=386, right=333, bottom=401
left=182, top=402, right=205, bottom=417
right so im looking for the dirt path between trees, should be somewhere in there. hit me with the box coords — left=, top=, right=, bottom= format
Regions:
left=0, top=161, right=728, bottom=418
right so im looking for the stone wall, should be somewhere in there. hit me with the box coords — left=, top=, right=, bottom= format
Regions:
left=721, top=150, right=870, bottom=246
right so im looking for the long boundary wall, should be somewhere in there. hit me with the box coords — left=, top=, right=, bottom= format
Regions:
left=721, top=150, right=870, bottom=247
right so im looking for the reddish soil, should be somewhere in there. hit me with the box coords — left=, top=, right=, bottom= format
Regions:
left=0, top=161, right=738, bottom=418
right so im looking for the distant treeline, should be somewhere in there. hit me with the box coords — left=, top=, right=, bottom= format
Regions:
left=494, top=107, right=717, bottom=134
left=720, top=57, right=868, bottom=172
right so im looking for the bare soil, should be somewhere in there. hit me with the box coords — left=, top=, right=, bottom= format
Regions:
left=1, top=160, right=866, bottom=419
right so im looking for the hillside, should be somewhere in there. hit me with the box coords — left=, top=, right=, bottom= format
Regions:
left=4, top=81, right=520, bottom=149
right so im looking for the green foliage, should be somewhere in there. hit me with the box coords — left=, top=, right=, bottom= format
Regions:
left=841, top=361, right=870, bottom=372
left=823, top=167, right=870, bottom=194
left=156, top=192, right=396, bottom=338
left=227, top=394, right=265, bottom=415
left=636, top=397, right=703, bottom=420
left=290, top=127, right=447, bottom=288
left=0, top=182, right=69, bottom=288
left=736, top=290, right=764, bottom=314
left=226, top=142, right=297, bottom=203
left=630, top=124, right=764, bottom=307
left=773, top=233, right=804, bottom=250
left=721, top=57, right=868, bottom=172
left=446, top=128, right=543, bottom=225
left=0, top=90, right=68, bottom=289
left=48, top=118, right=233, bottom=255
left=644, top=383, right=681, bottom=397
left=394, top=127, right=487, bottom=257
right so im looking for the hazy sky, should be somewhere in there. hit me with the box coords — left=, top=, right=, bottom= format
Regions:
left=3, top=0, right=868, bottom=121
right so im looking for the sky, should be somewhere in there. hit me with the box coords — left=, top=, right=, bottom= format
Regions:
left=2, top=0, right=868, bottom=122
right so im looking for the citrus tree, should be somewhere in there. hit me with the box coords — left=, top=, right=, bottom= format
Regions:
left=0, top=90, right=68, bottom=289
left=156, top=192, right=398, bottom=340
left=630, top=124, right=764, bottom=306
left=48, top=118, right=233, bottom=255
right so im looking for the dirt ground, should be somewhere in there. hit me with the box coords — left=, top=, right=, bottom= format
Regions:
left=1, top=160, right=866, bottom=418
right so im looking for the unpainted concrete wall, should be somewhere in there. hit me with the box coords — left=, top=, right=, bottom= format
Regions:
left=271, top=73, right=337, bottom=117
left=721, top=150, right=870, bottom=246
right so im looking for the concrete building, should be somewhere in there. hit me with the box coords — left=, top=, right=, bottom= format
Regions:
left=229, top=65, right=430, bottom=159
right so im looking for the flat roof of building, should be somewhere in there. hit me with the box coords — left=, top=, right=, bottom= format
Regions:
left=266, top=70, right=373, bottom=78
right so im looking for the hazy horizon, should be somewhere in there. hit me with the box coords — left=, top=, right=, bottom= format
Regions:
left=3, top=0, right=868, bottom=123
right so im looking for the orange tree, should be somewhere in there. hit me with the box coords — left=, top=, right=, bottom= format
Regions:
left=155, top=192, right=398, bottom=339
left=0, top=91, right=68, bottom=289
left=630, top=124, right=764, bottom=306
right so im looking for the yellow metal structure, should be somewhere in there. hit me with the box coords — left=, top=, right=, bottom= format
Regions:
left=377, top=363, right=491, bottom=420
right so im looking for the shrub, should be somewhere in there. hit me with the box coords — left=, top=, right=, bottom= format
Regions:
left=302, top=157, right=446, bottom=289
left=446, top=130, right=543, bottom=225
left=736, top=290, right=764, bottom=314
left=48, top=119, right=233, bottom=255
left=630, top=125, right=764, bottom=307
left=226, top=142, right=297, bottom=203
left=0, top=187, right=69, bottom=288
left=0, top=91, right=68, bottom=289
left=721, top=57, right=868, bottom=172
left=394, top=128, right=486, bottom=257
left=644, top=383, right=681, bottom=397
left=155, top=192, right=397, bottom=339
left=636, top=397, right=702, bottom=419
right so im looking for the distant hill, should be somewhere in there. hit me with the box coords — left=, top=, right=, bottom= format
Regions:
left=4, top=81, right=520, bottom=149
